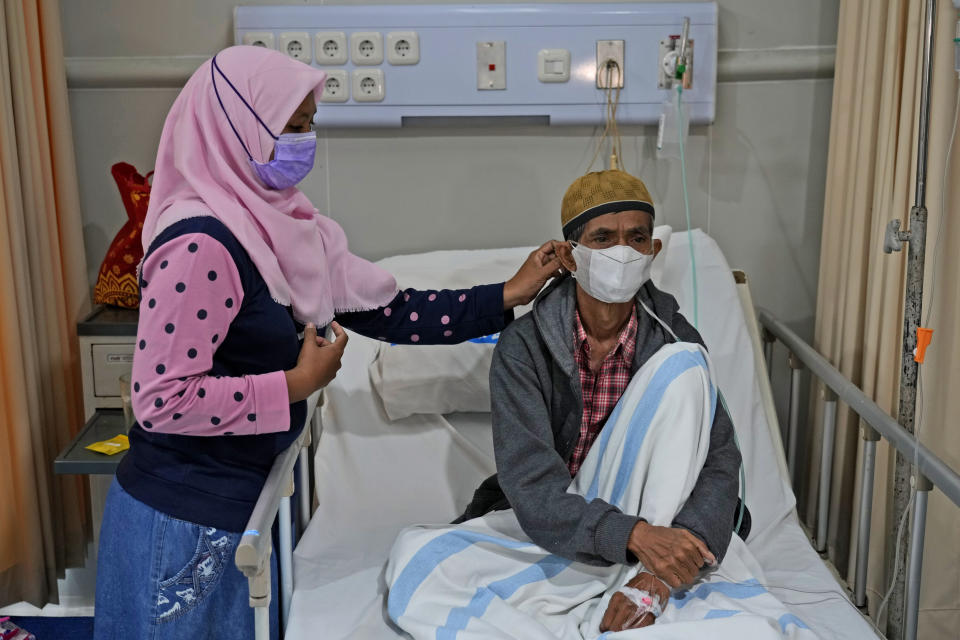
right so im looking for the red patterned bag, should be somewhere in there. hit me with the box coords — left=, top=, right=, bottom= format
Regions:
left=93, top=163, right=153, bottom=309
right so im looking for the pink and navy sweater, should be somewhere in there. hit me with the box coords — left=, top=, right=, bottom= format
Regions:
left=119, top=216, right=510, bottom=531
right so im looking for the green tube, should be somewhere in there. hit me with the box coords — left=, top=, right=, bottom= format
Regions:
left=676, top=84, right=746, bottom=534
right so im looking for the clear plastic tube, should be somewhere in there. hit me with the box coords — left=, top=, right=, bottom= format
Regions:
left=955, top=20, right=960, bottom=76
left=674, top=85, right=745, bottom=532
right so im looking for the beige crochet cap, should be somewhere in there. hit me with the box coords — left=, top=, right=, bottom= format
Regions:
left=561, top=169, right=655, bottom=237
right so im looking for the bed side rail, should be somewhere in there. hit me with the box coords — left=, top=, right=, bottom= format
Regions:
left=758, top=308, right=960, bottom=640
left=235, top=405, right=318, bottom=640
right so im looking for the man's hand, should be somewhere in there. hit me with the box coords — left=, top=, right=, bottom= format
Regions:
left=502, top=241, right=565, bottom=310
left=627, top=521, right=716, bottom=588
left=599, top=572, right=670, bottom=633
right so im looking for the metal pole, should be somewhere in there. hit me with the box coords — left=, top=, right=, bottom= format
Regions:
left=255, top=607, right=270, bottom=640
left=887, top=0, right=935, bottom=636
left=855, top=431, right=879, bottom=609
left=298, top=448, right=311, bottom=535
left=905, top=476, right=933, bottom=640
left=787, top=352, right=804, bottom=484
left=762, top=327, right=775, bottom=380
left=245, top=550, right=272, bottom=640
left=279, top=495, right=294, bottom=630
left=817, top=388, right=838, bottom=552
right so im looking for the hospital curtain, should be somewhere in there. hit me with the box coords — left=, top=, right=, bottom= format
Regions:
left=805, top=0, right=960, bottom=637
left=0, top=0, right=90, bottom=606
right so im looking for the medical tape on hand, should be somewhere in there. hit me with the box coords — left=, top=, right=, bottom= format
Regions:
left=618, top=586, right=663, bottom=626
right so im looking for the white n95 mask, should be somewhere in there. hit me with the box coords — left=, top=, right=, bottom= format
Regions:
left=571, top=242, right=653, bottom=303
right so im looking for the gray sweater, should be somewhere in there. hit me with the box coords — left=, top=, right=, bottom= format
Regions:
left=456, top=276, right=742, bottom=567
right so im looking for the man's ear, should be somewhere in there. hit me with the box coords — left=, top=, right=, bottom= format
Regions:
left=652, top=238, right=663, bottom=258
left=556, top=241, right=578, bottom=272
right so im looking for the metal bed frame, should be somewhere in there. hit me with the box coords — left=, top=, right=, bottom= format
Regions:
left=234, top=406, right=321, bottom=639
left=233, top=307, right=960, bottom=640
left=760, top=309, right=960, bottom=640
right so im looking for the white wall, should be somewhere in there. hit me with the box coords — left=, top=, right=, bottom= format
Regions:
left=62, top=0, right=837, bottom=372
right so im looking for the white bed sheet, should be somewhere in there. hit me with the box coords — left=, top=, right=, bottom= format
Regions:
left=287, top=233, right=879, bottom=640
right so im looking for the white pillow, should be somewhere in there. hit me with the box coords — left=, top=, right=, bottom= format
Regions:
left=368, top=247, right=531, bottom=420
left=370, top=339, right=496, bottom=421
left=650, top=225, right=672, bottom=287
left=369, top=227, right=673, bottom=420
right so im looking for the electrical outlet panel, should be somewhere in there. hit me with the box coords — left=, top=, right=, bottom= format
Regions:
left=320, top=70, right=349, bottom=102
left=351, top=32, right=384, bottom=65
left=242, top=31, right=275, bottom=49
left=387, top=32, right=420, bottom=65
left=235, top=3, right=718, bottom=127
left=280, top=32, right=311, bottom=62
left=315, top=32, right=348, bottom=65
left=352, top=69, right=385, bottom=102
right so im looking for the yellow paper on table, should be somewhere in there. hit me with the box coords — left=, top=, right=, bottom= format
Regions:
left=86, top=434, right=130, bottom=455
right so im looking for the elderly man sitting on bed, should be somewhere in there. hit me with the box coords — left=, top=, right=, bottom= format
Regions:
left=385, top=171, right=768, bottom=640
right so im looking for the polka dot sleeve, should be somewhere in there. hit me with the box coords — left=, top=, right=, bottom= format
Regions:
left=335, top=284, right=511, bottom=345
left=130, top=233, right=290, bottom=436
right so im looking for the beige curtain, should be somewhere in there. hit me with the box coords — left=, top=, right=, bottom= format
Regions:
left=0, top=0, right=90, bottom=606
left=806, top=0, right=960, bottom=637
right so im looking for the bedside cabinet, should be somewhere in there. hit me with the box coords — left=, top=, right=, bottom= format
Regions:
left=78, top=306, right=138, bottom=419
left=43, top=306, right=140, bottom=609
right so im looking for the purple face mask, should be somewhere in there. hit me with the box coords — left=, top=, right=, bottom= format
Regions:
left=211, top=55, right=317, bottom=190
left=248, top=132, right=317, bottom=190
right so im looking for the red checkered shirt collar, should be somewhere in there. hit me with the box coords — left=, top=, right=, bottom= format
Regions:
left=574, top=306, right=639, bottom=366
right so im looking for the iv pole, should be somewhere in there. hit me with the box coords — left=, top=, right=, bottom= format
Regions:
left=881, top=0, right=936, bottom=637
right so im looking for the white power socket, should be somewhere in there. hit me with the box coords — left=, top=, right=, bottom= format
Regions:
left=242, top=32, right=275, bottom=49
left=315, top=31, right=348, bottom=65
left=280, top=32, right=311, bottom=63
left=386, top=32, right=420, bottom=65
left=350, top=32, right=384, bottom=65
left=352, top=69, right=385, bottom=102
left=320, top=70, right=349, bottom=103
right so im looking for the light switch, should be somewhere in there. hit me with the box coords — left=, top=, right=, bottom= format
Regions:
left=538, top=48, right=570, bottom=83
left=477, top=41, right=506, bottom=90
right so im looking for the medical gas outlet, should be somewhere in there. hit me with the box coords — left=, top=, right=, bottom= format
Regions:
left=659, top=36, right=694, bottom=89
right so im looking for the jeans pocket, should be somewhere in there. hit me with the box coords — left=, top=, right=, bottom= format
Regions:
left=155, top=520, right=236, bottom=623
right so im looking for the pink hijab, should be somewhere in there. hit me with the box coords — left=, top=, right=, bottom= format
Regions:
left=143, top=45, right=398, bottom=326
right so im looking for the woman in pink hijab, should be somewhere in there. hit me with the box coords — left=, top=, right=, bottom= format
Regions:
left=93, top=46, right=559, bottom=640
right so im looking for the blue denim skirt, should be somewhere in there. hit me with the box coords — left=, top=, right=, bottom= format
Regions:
left=94, top=479, right=278, bottom=640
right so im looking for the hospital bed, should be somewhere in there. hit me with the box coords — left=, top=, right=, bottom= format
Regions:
left=239, top=229, right=893, bottom=639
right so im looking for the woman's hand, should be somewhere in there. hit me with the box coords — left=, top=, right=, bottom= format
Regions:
left=599, top=572, right=670, bottom=633
left=503, top=241, right=565, bottom=310
left=285, top=322, right=349, bottom=402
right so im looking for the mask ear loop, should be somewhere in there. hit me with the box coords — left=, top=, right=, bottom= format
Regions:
left=210, top=55, right=279, bottom=163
